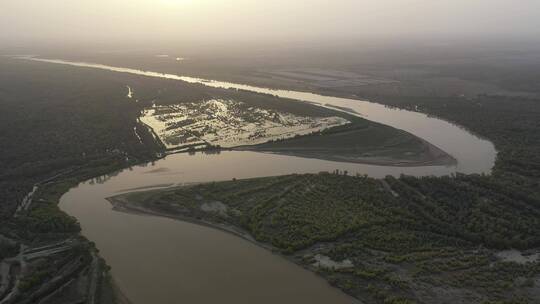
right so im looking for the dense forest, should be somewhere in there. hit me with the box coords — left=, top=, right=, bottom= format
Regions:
left=0, top=58, right=170, bottom=303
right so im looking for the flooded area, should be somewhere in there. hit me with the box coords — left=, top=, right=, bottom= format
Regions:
left=37, top=57, right=498, bottom=303
left=140, top=99, right=348, bottom=150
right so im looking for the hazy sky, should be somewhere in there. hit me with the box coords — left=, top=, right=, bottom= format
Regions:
left=2, top=0, right=540, bottom=47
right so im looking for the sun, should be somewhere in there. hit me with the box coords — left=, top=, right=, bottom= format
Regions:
left=158, top=0, right=195, bottom=6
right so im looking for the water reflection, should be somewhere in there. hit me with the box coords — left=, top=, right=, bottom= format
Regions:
left=26, top=56, right=496, bottom=175
left=87, top=170, right=121, bottom=185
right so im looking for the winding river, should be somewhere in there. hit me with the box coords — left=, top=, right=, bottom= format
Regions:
left=28, top=57, right=496, bottom=303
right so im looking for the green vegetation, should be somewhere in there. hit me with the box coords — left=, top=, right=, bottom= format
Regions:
left=0, top=58, right=168, bottom=303
left=0, top=238, right=18, bottom=261
left=114, top=171, right=540, bottom=303
left=0, top=58, right=161, bottom=221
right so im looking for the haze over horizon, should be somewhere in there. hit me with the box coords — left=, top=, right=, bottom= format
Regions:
left=2, top=0, right=540, bottom=50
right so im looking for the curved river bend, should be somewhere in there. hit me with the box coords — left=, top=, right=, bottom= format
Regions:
left=27, top=57, right=497, bottom=303
left=28, top=57, right=495, bottom=175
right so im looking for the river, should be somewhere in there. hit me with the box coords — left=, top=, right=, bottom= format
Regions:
left=30, top=57, right=497, bottom=303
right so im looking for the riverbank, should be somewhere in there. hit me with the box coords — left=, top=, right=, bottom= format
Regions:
left=106, top=174, right=540, bottom=303
left=157, top=122, right=458, bottom=169
left=105, top=190, right=363, bottom=303
left=106, top=195, right=266, bottom=251
left=237, top=125, right=456, bottom=167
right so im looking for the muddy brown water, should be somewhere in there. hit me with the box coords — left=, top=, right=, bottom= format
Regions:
left=27, top=56, right=496, bottom=175
left=62, top=152, right=388, bottom=304
left=36, top=57, right=498, bottom=303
